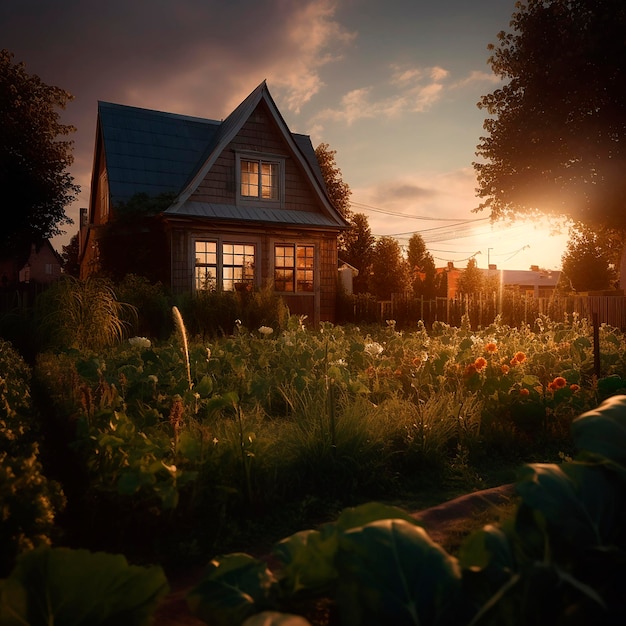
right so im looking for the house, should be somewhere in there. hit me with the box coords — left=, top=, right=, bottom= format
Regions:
left=0, top=240, right=62, bottom=288
left=79, top=82, right=349, bottom=324
left=436, top=263, right=561, bottom=299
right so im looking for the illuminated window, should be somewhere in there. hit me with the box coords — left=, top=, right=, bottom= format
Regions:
left=240, top=158, right=279, bottom=200
left=275, top=244, right=314, bottom=292
left=195, top=241, right=256, bottom=291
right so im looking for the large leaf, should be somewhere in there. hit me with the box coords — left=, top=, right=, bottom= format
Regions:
left=242, top=611, right=312, bottom=626
left=273, top=502, right=422, bottom=600
left=187, top=553, right=277, bottom=626
left=572, top=395, right=626, bottom=466
left=0, top=546, right=168, bottom=626
left=516, top=462, right=624, bottom=550
left=335, top=519, right=462, bottom=626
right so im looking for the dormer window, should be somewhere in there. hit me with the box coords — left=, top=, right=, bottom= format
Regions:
left=237, top=152, right=284, bottom=206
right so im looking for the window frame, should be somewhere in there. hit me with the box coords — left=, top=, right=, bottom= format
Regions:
left=273, top=242, right=316, bottom=294
left=236, top=151, right=285, bottom=208
left=193, top=237, right=258, bottom=293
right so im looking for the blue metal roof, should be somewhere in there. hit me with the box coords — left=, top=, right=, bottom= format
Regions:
left=98, top=102, right=220, bottom=205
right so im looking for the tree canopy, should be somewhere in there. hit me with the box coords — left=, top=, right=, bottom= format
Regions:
left=474, top=0, right=626, bottom=230
left=0, top=50, right=78, bottom=256
left=560, top=224, right=620, bottom=292
left=369, top=236, right=409, bottom=300
left=315, top=142, right=352, bottom=219
left=406, top=233, right=439, bottom=298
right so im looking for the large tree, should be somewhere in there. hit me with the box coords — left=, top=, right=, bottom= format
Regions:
left=315, top=142, right=352, bottom=219
left=406, top=233, right=439, bottom=299
left=560, top=224, right=620, bottom=292
left=369, top=236, right=409, bottom=300
left=474, top=1, right=626, bottom=229
left=340, top=212, right=375, bottom=294
left=0, top=50, right=78, bottom=256
left=456, top=258, right=484, bottom=297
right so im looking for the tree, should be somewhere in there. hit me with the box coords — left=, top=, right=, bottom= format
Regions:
left=406, top=233, right=439, bottom=299
left=369, top=236, right=409, bottom=300
left=474, top=1, right=626, bottom=229
left=560, top=224, right=620, bottom=292
left=60, top=233, right=80, bottom=277
left=456, top=258, right=484, bottom=297
left=340, top=212, right=375, bottom=293
left=315, top=142, right=352, bottom=219
left=0, top=50, right=78, bottom=256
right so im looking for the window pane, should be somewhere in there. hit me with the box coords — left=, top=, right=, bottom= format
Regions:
left=195, top=241, right=218, bottom=290
left=275, top=269, right=294, bottom=292
left=261, top=162, right=278, bottom=200
left=241, top=160, right=259, bottom=197
left=223, top=242, right=255, bottom=291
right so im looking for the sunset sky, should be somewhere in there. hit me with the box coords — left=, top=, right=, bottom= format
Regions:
left=0, top=0, right=570, bottom=270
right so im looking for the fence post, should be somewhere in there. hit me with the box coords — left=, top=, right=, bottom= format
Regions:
left=593, top=312, right=600, bottom=377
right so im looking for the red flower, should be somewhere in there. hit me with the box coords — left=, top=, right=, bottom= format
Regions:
left=474, top=356, right=487, bottom=371
left=485, top=342, right=498, bottom=353
left=519, top=388, right=530, bottom=396
left=552, top=376, right=567, bottom=389
left=570, top=384, right=580, bottom=392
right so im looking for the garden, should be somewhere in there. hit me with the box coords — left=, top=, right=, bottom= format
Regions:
left=1, top=276, right=626, bottom=625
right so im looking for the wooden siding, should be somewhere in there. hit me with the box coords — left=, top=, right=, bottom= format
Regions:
left=190, top=101, right=322, bottom=213
left=168, top=223, right=338, bottom=323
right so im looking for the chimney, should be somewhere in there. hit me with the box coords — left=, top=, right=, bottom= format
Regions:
left=447, top=261, right=454, bottom=270
left=530, top=265, right=539, bottom=272
left=488, top=264, right=497, bottom=270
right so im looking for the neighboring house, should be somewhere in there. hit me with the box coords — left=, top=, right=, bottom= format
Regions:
left=79, top=81, right=349, bottom=324
left=436, top=263, right=561, bottom=299
left=0, top=240, right=62, bottom=288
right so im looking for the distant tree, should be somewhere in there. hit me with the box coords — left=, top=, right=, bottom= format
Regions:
left=474, top=1, right=626, bottom=230
left=406, top=233, right=438, bottom=298
left=340, top=212, right=375, bottom=294
left=315, top=142, right=352, bottom=219
left=0, top=49, right=78, bottom=256
left=560, top=224, right=621, bottom=292
left=456, top=258, right=484, bottom=297
left=61, top=233, right=80, bottom=277
left=369, top=237, right=409, bottom=300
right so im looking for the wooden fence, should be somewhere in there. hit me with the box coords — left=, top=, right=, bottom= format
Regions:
left=343, top=292, right=626, bottom=330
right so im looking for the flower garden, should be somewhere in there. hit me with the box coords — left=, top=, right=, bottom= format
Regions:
left=2, top=291, right=626, bottom=624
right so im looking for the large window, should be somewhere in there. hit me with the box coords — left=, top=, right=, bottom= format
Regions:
left=274, top=244, right=314, bottom=292
left=195, top=241, right=255, bottom=291
left=240, top=158, right=279, bottom=200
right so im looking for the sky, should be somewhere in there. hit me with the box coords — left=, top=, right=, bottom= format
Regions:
left=0, top=0, right=570, bottom=271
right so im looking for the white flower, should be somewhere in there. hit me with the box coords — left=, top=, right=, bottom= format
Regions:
left=129, top=336, right=151, bottom=348
left=364, top=342, right=384, bottom=356
left=258, top=326, right=273, bottom=336
left=332, top=359, right=347, bottom=366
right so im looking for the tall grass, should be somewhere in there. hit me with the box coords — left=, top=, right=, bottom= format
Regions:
left=36, top=276, right=135, bottom=351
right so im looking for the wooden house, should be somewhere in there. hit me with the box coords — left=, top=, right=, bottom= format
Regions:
left=79, top=82, right=348, bottom=324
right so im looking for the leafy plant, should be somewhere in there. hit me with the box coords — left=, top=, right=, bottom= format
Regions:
left=188, top=395, right=626, bottom=625
left=0, top=546, right=168, bottom=626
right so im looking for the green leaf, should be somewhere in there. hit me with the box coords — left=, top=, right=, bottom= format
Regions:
left=242, top=611, right=312, bottom=626
left=572, top=395, right=626, bottom=465
left=332, top=502, right=422, bottom=534
left=459, top=524, right=515, bottom=574
left=335, top=519, right=462, bottom=626
left=195, top=375, right=214, bottom=398
left=1, top=546, right=168, bottom=626
left=273, top=530, right=338, bottom=599
left=516, top=462, right=622, bottom=549
left=187, top=553, right=277, bottom=626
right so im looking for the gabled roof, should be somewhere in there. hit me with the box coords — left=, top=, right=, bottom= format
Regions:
left=96, top=82, right=347, bottom=229
left=98, top=101, right=219, bottom=205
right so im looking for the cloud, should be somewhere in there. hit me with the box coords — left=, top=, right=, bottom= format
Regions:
left=310, top=62, right=451, bottom=127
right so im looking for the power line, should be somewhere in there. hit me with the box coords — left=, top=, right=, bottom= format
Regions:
left=350, top=200, right=487, bottom=223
